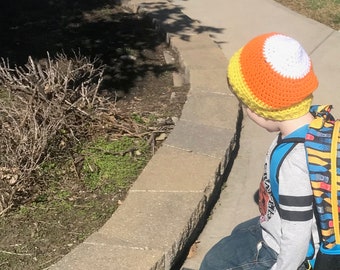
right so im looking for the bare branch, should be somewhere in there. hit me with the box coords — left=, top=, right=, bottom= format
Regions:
left=0, top=52, right=106, bottom=211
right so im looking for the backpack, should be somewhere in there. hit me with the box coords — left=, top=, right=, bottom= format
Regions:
left=270, top=105, right=340, bottom=269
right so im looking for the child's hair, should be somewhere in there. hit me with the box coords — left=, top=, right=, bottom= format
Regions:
left=227, top=32, right=319, bottom=121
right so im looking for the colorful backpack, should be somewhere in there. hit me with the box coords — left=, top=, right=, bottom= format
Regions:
left=270, top=105, right=340, bottom=269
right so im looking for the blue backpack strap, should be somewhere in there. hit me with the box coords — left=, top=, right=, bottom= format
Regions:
left=270, top=125, right=309, bottom=203
left=270, top=137, right=304, bottom=203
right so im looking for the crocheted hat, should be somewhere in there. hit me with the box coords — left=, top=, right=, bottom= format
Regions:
left=227, top=32, right=318, bottom=120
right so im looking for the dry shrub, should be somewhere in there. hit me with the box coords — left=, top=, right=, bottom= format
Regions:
left=0, top=52, right=106, bottom=214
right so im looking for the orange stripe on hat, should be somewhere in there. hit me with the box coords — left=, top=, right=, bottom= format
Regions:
left=239, top=33, right=318, bottom=109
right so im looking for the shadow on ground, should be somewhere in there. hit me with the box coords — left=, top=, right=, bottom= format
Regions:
left=137, top=2, right=225, bottom=41
left=0, top=0, right=225, bottom=95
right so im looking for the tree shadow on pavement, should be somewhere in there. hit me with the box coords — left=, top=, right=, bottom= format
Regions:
left=138, top=1, right=225, bottom=41
left=0, top=0, right=225, bottom=96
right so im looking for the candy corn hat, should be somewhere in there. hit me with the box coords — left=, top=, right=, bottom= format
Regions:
left=227, top=32, right=318, bottom=120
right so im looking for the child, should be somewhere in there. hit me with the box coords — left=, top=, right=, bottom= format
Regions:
left=199, top=33, right=320, bottom=270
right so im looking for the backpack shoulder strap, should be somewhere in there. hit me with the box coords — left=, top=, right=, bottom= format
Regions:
left=270, top=132, right=306, bottom=204
left=330, top=120, right=340, bottom=244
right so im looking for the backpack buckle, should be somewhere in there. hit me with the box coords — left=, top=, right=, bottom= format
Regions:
left=304, top=260, right=313, bottom=270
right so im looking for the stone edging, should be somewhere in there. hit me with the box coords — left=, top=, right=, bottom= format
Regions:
left=49, top=1, right=240, bottom=269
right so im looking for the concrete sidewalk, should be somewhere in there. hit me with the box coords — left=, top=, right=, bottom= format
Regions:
left=181, top=110, right=275, bottom=270
left=49, top=0, right=340, bottom=269
left=173, top=0, right=340, bottom=269
left=170, top=0, right=340, bottom=115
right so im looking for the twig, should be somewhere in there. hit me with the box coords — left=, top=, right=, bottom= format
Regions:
left=0, top=203, right=14, bottom=217
left=0, top=261, right=9, bottom=267
left=147, top=132, right=156, bottom=155
left=40, top=256, right=63, bottom=269
left=88, top=146, right=138, bottom=156
left=0, top=249, right=33, bottom=256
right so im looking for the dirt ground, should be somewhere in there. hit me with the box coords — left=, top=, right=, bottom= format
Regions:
left=0, top=1, right=188, bottom=269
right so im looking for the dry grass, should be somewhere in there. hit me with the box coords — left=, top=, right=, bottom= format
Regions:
left=275, top=0, right=340, bottom=30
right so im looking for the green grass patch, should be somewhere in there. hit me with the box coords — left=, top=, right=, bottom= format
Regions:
left=307, top=0, right=326, bottom=9
left=82, top=136, right=150, bottom=193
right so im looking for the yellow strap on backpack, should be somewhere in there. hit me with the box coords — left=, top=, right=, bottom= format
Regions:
left=331, top=120, right=340, bottom=244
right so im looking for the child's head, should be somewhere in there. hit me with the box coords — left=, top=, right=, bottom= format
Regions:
left=227, top=32, right=319, bottom=121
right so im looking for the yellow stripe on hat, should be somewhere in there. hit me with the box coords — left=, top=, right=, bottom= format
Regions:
left=228, top=48, right=271, bottom=112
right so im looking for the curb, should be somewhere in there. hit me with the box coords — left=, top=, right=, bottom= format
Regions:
left=49, top=1, right=240, bottom=269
